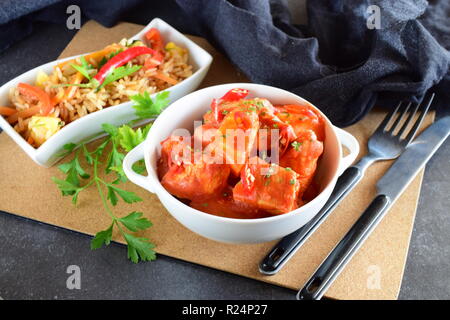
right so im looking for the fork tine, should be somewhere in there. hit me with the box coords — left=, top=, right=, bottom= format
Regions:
left=403, top=92, right=435, bottom=144
left=375, top=101, right=402, bottom=133
left=397, top=98, right=423, bottom=138
left=388, top=101, right=412, bottom=134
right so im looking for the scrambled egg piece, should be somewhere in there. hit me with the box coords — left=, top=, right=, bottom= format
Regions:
left=28, top=116, right=62, bottom=146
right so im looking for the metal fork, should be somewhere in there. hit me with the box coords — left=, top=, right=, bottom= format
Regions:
left=259, top=93, right=435, bottom=275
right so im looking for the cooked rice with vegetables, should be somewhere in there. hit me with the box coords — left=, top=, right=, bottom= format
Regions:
left=0, top=28, right=193, bottom=147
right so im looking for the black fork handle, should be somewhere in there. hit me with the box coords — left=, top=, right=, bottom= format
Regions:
left=259, top=166, right=363, bottom=275
left=297, top=194, right=391, bottom=300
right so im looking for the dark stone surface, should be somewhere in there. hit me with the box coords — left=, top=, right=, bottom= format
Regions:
left=0, top=21, right=449, bottom=300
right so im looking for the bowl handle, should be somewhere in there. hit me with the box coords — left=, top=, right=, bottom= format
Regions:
left=123, top=142, right=154, bottom=193
left=334, top=126, right=360, bottom=176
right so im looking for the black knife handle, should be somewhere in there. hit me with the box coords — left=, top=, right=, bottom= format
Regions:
left=259, top=166, right=363, bottom=275
left=297, top=194, right=391, bottom=300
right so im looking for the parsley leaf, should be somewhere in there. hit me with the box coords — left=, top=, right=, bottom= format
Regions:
left=91, top=223, right=113, bottom=249
left=102, top=123, right=119, bottom=137
left=70, top=56, right=93, bottom=81
left=92, top=138, right=110, bottom=157
left=117, top=125, right=146, bottom=152
left=124, top=233, right=156, bottom=263
left=82, top=144, right=94, bottom=165
left=107, top=184, right=142, bottom=204
left=51, top=177, right=80, bottom=193
left=51, top=177, right=83, bottom=204
left=55, top=150, right=90, bottom=198
left=118, top=211, right=152, bottom=232
left=132, top=162, right=146, bottom=174
left=58, top=155, right=90, bottom=179
left=107, top=185, right=119, bottom=206
left=57, top=142, right=77, bottom=158
left=131, top=91, right=170, bottom=120
left=63, top=142, right=77, bottom=152
left=98, top=65, right=142, bottom=90
left=106, top=147, right=125, bottom=175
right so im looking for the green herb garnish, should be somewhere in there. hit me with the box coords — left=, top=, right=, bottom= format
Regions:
left=131, top=91, right=170, bottom=119
left=291, top=141, right=302, bottom=151
left=55, top=55, right=141, bottom=92
left=70, top=56, right=94, bottom=80
left=52, top=91, right=170, bottom=263
left=98, top=65, right=142, bottom=90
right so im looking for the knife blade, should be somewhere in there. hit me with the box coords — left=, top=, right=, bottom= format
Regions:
left=297, top=114, right=450, bottom=300
left=376, top=116, right=450, bottom=201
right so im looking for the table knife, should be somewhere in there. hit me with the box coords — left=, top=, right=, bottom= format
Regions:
left=297, top=113, right=450, bottom=300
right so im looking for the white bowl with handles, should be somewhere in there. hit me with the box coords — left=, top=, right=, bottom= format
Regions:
left=123, top=83, right=359, bottom=244
left=0, top=18, right=212, bottom=167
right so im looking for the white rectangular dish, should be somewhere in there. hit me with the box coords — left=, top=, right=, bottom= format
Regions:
left=0, top=18, right=213, bottom=167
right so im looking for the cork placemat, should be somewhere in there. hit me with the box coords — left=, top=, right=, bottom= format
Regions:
left=0, top=21, right=431, bottom=299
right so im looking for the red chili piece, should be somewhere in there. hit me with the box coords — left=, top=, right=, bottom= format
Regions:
left=93, top=46, right=156, bottom=85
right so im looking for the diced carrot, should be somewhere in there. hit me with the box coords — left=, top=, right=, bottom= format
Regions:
left=27, top=136, right=34, bottom=145
left=51, top=89, right=65, bottom=105
left=56, top=44, right=121, bottom=71
left=153, top=72, right=178, bottom=85
left=65, top=72, right=85, bottom=100
left=0, top=106, right=17, bottom=116
left=7, top=106, right=41, bottom=124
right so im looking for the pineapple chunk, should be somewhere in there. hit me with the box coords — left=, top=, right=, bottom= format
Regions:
left=130, top=40, right=145, bottom=47
left=35, top=70, right=49, bottom=88
left=28, top=116, right=62, bottom=146
left=165, top=42, right=186, bottom=55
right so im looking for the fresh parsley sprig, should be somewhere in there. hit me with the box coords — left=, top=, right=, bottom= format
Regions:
left=71, top=56, right=94, bottom=80
left=52, top=91, right=170, bottom=263
left=55, top=53, right=142, bottom=91
left=131, top=90, right=169, bottom=119
left=98, top=65, right=142, bottom=90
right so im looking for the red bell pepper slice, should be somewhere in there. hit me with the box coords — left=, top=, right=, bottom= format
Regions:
left=18, top=83, right=53, bottom=116
left=220, top=88, right=249, bottom=102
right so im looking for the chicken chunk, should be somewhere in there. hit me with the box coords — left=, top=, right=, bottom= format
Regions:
left=161, top=160, right=230, bottom=201
left=233, top=157, right=300, bottom=214
left=279, top=130, right=324, bottom=197
left=205, top=108, right=259, bottom=176
left=275, top=104, right=325, bottom=141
